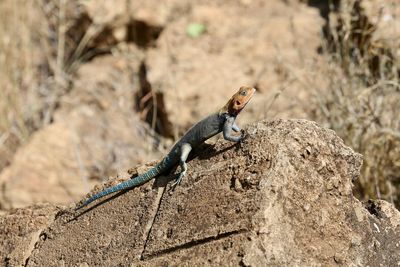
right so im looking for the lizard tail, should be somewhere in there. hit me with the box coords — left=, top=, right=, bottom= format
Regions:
left=75, top=166, right=161, bottom=210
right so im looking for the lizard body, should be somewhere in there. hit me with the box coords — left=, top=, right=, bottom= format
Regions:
left=76, top=86, right=255, bottom=210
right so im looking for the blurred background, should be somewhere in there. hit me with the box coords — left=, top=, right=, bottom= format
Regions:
left=0, top=0, right=398, bottom=211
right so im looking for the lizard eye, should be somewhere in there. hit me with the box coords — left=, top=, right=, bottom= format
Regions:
left=240, top=91, right=247, bottom=96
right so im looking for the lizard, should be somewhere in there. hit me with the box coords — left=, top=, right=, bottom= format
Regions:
left=76, top=86, right=256, bottom=210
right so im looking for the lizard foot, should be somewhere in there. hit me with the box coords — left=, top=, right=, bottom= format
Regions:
left=238, top=129, right=249, bottom=142
left=171, top=171, right=186, bottom=189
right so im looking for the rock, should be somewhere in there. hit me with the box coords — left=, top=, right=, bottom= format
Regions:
left=0, top=121, right=88, bottom=209
left=79, top=0, right=173, bottom=47
left=0, top=55, right=163, bottom=209
left=0, top=204, right=58, bottom=266
left=82, top=0, right=128, bottom=26
left=80, top=0, right=130, bottom=44
left=145, top=1, right=325, bottom=133
left=1, top=119, right=398, bottom=266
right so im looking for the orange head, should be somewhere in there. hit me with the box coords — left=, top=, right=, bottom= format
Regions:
left=220, top=86, right=256, bottom=116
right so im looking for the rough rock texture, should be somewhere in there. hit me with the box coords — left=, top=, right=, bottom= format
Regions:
left=1, top=119, right=399, bottom=266
left=0, top=204, right=59, bottom=266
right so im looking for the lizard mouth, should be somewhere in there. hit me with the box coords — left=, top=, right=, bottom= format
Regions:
left=236, top=88, right=256, bottom=113
left=220, top=87, right=256, bottom=116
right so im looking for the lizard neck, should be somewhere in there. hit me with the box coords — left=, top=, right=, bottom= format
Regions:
left=219, top=100, right=237, bottom=116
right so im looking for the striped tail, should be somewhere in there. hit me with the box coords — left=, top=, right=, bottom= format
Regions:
left=75, top=165, right=162, bottom=210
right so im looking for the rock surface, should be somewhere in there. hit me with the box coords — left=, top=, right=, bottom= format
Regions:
left=1, top=119, right=399, bottom=266
left=0, top=55, right=163, bottom=209
left=146, top=0, right=325, bottom=132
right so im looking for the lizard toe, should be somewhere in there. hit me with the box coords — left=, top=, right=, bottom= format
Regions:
left=171, top=171, right=186, bottom=188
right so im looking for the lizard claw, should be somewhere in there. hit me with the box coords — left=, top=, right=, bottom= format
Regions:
left=238, top=129, right=248, bottom=142
left=171, top=171, right=186, bottom=189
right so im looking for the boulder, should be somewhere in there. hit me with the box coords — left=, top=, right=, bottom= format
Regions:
left=1, top=119, right=398, bottom=266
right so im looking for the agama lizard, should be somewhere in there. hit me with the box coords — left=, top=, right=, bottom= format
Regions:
left=76, top=86, right=255, bottom=210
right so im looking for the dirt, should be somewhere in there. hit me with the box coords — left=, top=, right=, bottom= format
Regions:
left=1, top=119, right=399, bottom=266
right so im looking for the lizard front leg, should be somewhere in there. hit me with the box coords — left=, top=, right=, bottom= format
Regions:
left=223, top=116, right=242, bottom=142
left=171, top=143, right=192, bottom=187
left=232, top=122, right=241, bottom=132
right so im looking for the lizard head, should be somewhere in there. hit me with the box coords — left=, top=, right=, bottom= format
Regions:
left=220, top=86, right=256, bottom=116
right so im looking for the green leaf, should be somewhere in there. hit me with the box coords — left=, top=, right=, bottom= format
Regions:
left=186, top=23, right=206, bottom=38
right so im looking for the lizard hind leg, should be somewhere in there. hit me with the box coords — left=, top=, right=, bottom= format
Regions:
left=171, top=143, right=192, bottom=188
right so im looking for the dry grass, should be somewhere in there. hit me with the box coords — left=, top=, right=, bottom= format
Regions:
left=0, top=0, right=40, bottom=168
left=313, top=0, right=400, bottom=207
left=0, top=0, right=106, bottom=169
